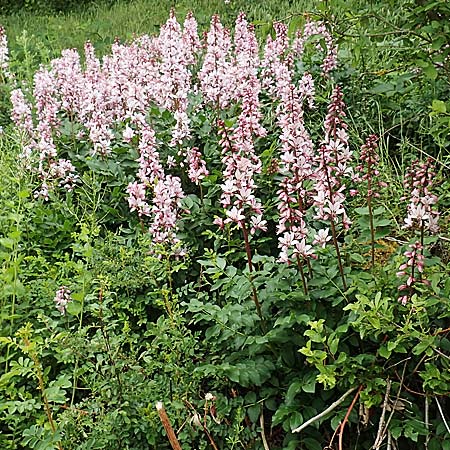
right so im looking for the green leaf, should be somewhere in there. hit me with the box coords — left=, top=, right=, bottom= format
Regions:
left=423, top=64, right=438, bottom=80
left=369, top=82, right=395, bottom=94
left=302, top=437, right=323, bottom=450
left=44, top=386, right=67, bottom=403
left=431, top=99, right=447, bottom=114
left=413, top=337, right=435, bottom=355
left=247, top=404, right=260, bottom=423
left=404, top=426, right=418, bottom=442
left=272, top=406, right=290, bottom=426
left=378, top=345, right=391, bottom=359
left=216, top=256, right=226, bottom=271
left=429, top=438, right=442, bottom=450
left=66, top=301, right=82, bottom=316
left=302, top=379, right=316, bottom=394
left=328, top=337, right=339, bottom=355
left=289, top=411, right=303, bottom=430
left=286, top=380, right=302, bottom=405
left=0, top=238, right=15, bottom=249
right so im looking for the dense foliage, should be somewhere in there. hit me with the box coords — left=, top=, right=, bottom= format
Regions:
left=0, top=2, right=449, bottom=450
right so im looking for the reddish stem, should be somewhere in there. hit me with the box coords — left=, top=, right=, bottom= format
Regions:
left=338, top=385, right=363, bottom=450
left=241, top=222, right=263, bottom=319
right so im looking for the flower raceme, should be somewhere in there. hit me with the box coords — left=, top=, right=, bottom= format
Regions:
left=402, top=158, right=439, bottom=234
left=0, top=26, right=10, bottom=80
left=54, top=286, right=73, bottom=315
left=397, top=241, right=429, bottom=305
left=395, top=158, right=439, bottom=304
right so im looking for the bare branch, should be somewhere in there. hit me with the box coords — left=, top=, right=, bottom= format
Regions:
left=373, top=379, right=391, bottom=450
left=260, top=408, right=270, bottom=450
left=292, top=387, right=357, bottom=434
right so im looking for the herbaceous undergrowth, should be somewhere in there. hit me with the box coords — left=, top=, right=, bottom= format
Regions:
left=1, top=9, right=449, bottom=450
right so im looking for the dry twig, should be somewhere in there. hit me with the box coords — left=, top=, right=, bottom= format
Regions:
left=260, top=408, right=270, bottom=450
left=292, top=387, right=357, bottom=434
left=425, top=395, right=430, bottom=450
left=338, top=385, right=363, bottom=450
left=435, top=397, right=450, bottom=435
left=373, top=379, right=391, bottom=450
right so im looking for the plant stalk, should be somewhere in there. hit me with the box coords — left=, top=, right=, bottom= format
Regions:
left=241, top=222, right=263, bottom=320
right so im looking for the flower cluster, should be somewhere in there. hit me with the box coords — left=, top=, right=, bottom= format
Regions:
left=150, top=175, right=185, bottom=245
left=7, top=12, right=347, bottom=262
left=54, top=286, right=72, bottom=315
left=216, top=121, right=266, bottom=235
left=199, top=15, right=237, bottom=109
left=127, top=122, right=164, bottom=217
left=294, top=20, right=338, bottom=75
left=10, top=88, right=34, bottom=138
left=185, top=147, right=209, bottom=184
left=262, top=22, right=318, bottom=263
left=352, top=134, right=388, bottom=196
left=0, top=26, right=10, bottom=79
left=313, top=86, right=352, bottom=230
left=155, top=10, right=197, bottom=145
left=397, top=241, right=428, bottom=305
left=402, top=158, right=439, bottom=233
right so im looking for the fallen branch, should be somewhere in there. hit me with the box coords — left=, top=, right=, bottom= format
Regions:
left=156, top=402, right=183, bottom=450
left=292, top=387, right=357, bottom=434
left=387, top=431, right=392, bottom=450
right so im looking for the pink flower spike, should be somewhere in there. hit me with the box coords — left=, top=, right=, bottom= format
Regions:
left=54, top=286, right=72, bottom=315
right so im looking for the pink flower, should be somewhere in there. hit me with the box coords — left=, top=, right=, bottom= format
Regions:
left=396, top=241, right=428, bottom=304
left=185, top=147, right=209, bottom=184
left=250, top=215, right=267, bottom=234
left=10, top=89, right=34, bottom=136
left=123, top=125, right=135, bottom=142
left=54, top=286, right=72, bottom=315
left=313, top=228, right=332, bottom=248
left=217, top=120, right=264, bottom=234
left=313, top=87, right=352, bottom=229
left=126, top=181, right=150, bottom=217
left=225, top=206, right=246, bottom=224
left=0, top=26, right=11, bottom=79
left=294, top=21, right=337, bottom=75
left=199, top=15, right=237, bottom=109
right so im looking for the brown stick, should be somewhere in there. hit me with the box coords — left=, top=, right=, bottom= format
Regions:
left=156, top=402, right=183, bottom=450
left=338, top=385, right=363, bottom=450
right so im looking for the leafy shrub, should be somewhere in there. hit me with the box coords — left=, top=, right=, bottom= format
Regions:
left=0, top=6, right=449, bottom=450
